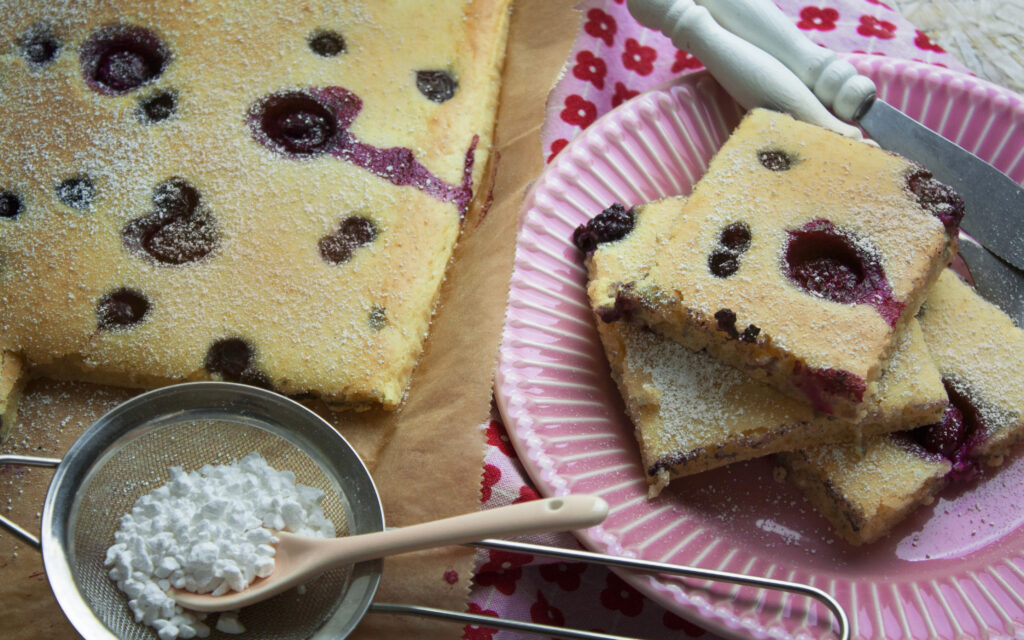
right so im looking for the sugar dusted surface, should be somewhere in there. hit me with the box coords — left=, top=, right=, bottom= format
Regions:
left=0, top=0, right=511, bottom=409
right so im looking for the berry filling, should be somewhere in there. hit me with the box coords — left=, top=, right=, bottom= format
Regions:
left=416, top=70, right=458, bottom=103
left=906, top=169, right=965, bottom=234
left=249, top=87, right=477, bottom=214
left=719, top=222, right=751, bottom=252
left=792, top=361, right=867, bottom=414
left=758, top=149, right=794, bottom=171
left=309, top=30, right=346, bottom=56
left=20, top=25, right=61, bottom=65
left=909, top=378, right=987, bottom=482
left=137, top=90, right=176, bottom=123
left=784, top=219, right=903, bottom=326
left=205, top=338, right=270, bottom=388
left=572, top=203, right=635, bottom=254
left=0, top=191, right=22, bottom=219
left=81, top=25, right=169, bottom=94
left=96, top=288, right=150, bottom=330
left=600, top=284, right=638, bottom=323
left=122, top=178, right=218, bottom=265
left=57, top=177, right=96, bottom=210
left=318, top=216, right=378, bottom=264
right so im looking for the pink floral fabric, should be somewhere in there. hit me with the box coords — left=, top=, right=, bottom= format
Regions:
left=468, top=1, right=968, bottom=638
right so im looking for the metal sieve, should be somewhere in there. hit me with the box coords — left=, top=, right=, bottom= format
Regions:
left=1, top=382, right=850, bottom=640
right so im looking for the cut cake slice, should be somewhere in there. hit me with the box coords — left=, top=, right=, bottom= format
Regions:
left=590, top=109, right=960, bottom=421
left=779, top=269, right=1024, bottom=545
left=579, top=197, right=948, bottom=496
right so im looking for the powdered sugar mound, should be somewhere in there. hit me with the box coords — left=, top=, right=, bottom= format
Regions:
left=104, top=452, right=336, bottom=639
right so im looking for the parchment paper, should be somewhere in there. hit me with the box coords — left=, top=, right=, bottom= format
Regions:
left=0, top=0, right=577, bottom=638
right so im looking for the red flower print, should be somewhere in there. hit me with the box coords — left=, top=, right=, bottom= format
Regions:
left=664, top=610, right=707, bottom=636
left=539, top=562, right=587, bottom=591
left=622, top=38, right=657, bottom=76
left=547, top=138, right=569, bottom=163
left=600, top=572, right=645, bottom=616
left=914, top=29, right=945, bottom=52
left=561, top=94, right=597, bottom=129
left=481, top=463, right=500, bottom=502
left=512, top=484, right=540, bottom=504
left=485, top=419, right=515, bottom=457
left=857, top=15, right=896, bottom=39
left=584, top=8, right=617, bottom=47
left=462, top=603, right=499, bottom=640
left=671, top=50, right=703, bottom=73
left=475, top=549, right=533, bottom=595
left=530, top=590, right=565, bottom=627
left=797, top=6, right=839, bottom=31
left=611, top=81, right=639, bottom=108
left=573, top=50, right=608, bottom=90
left=865, top=0, right=892, bottom=9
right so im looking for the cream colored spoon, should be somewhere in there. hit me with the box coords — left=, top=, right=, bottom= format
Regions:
left=172, top=495, right=608, bottom=612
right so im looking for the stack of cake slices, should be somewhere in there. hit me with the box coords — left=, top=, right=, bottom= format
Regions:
left=575, top=108, right=1024, bottom=545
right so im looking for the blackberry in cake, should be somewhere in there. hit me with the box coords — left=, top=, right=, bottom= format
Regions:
left=0, top=0, right=511, bottom=422
left=579, top=198, right=947, bottom=496
left=590, top=109, right=959, bottom=421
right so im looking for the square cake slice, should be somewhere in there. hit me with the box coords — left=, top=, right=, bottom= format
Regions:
left=580, top=197, right=947, bottom=496
left=588, top=109, right=960, bottom=421
left=780, top=269, right=1024, bottom=544
left=0, top=0, right=511, bottom=413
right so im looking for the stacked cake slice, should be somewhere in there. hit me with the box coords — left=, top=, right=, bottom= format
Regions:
left=577, top=108, right=1024, bottom=544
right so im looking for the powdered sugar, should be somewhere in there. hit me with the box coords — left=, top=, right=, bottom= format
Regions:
left=104, top=452, right=335, bottom=640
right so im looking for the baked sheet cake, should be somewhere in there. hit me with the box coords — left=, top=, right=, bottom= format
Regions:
left=579, top=198, right=947, bottom=496
left=589, top=109, right=960, bottom=422
left=0, top=0, right=511, bottom=417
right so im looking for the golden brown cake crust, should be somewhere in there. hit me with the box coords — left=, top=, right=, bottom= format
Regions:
left=0, top=1, right=512, bottom=410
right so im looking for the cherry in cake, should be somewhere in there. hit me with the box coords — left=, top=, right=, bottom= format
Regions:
left=122, top=178, right=219, bottom=265
left=96, top=288, right=150, bottom=330
left=81, top=25, right=169, bottom=94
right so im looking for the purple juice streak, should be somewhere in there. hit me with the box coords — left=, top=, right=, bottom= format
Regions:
left=262, top=87, right=476, bottom=215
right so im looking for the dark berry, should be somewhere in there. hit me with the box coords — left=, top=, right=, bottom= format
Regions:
left=309, top=30, right=346, bottom=56
left=913, top=403, right=967, bottom=461
left=708, top=249, right=739, bottom=278
left=81, top=25, right=169, bottom=94
left=205, top=337, right=270, bottom=387
left=251, top=91, right=339, bottom=156
left=96, top=288, right=149, bottom=330
left=758, top=149, right=794, bottom=171
left=122, top=178, right=218, bottom=265
left=416, top=70, right=458, bottom=103
left=369, top=306, right=387, bottom=330
left=740, top=324, right=760, bottom=343
left=572, top=203, right=635, bottom=254
left=20, top=25, right=61, bottom=65
left=319, top=216, right=378, bottom=264
left=0, top=191, right=22, bottom=219
left=57, top=177, right=96, bottom=209
left=137, top=90, right=176, bottom=123
left=719, top=222, right=751, bottom=253
left=906, top=169, right=965, bottom=233
left=714, top=308, right=739, bottom=339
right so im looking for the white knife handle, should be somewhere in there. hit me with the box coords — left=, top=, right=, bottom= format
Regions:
left=693, top=0, right=877, bottom=121
left=627, top=0, right=862, bottom=138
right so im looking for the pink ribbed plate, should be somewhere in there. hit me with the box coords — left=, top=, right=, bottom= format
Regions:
left=495, top=55, right=1024, bottom=639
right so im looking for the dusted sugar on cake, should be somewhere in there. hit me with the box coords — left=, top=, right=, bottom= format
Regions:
left=592, top=109, right=959, bottom=421
left=579, top=198, right=947, bottom=496
left=0, top=0, right=510, bottom=416
left=780, top=269, right=1024, bottom=544
left=0, top=351, right=27, bottom=441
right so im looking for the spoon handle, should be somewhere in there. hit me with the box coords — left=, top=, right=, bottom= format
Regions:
left=320, top=495, right=608, bottom=567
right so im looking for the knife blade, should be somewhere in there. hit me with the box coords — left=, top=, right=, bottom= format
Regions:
left=660, top=0, right=1024, bottom=273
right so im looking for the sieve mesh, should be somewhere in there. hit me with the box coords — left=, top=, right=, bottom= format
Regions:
left=67, top=417, right=356, bottom=640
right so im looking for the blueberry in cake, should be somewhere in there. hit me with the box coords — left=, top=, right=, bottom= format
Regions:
left=0, top=0, right=511, bottom=425
left=589, top=109, right=961, bottom=421
left=578, top=198, right=948, bottom=496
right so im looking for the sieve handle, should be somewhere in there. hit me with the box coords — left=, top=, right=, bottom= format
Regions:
left=0, top=455, right=62, bottom=549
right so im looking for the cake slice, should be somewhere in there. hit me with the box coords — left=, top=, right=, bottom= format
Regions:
left=578, top=198, right=948, bottom=496
left=779, top=269, right=1024, bottom=544
left=0, top=0, right=511, bottom=414
left=589, top=109, right=961, bottom=421
left=0, top=351, right=27, bottom=441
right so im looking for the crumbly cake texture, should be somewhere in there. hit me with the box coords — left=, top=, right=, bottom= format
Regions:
left=777, top=436, right=949, bottom=546
left=0, top=0, right=511, bottom=414
left=585, top=197, right=947, bottom=496
left=594, top=109, right=958, bottom=422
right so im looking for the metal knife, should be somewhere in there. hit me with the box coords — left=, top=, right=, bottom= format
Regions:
left=628, top=0, right=1024, bottom=272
